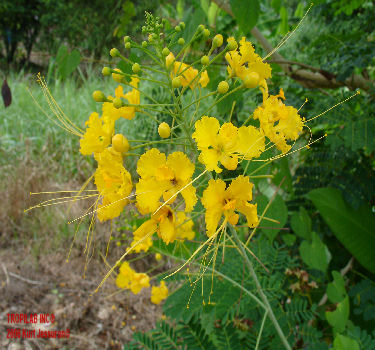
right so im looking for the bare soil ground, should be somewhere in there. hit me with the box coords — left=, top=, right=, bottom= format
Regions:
left=0, top=246, right=162, bottom=350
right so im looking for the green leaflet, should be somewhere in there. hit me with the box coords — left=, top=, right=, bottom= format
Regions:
left=307, top=187, right=375, bottom=274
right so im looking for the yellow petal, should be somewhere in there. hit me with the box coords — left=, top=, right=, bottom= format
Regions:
left=225, top=175, right=253, bottom=202
left=237, top=202, right=258, bottom=228
left=137, top=148, right=167, bottom=179
left=158, top=212, right=176, bottom=244
left=167, top=152, right=195, bottom=182
left=237, top=126, right=265, bottom=159
left=205, top=207, right=223, bottom=237
left=199, top=148, right=222, bottom=173
left=136, top=178, right=170, bottom=215
left=180, top=185, right=197, bottom=212
left=192, top=116, right=220, bottom=149
left=202, top=179, right=226, bottom=210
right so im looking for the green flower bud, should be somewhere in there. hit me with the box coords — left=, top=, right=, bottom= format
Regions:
left=179, top=22, right=185, bottom=30
left=142, top=41, right=148, bottom=48
left=113, top=97, right=123, bottom=109
left=201, top=55, right=209, bottom=65
left=227, top=39, right=238, bottom=51
left=92, top=90, right=106, bottom=102
left=162, top=47, right=170, bottom=56
left=217, top=81, right=229, bottom=94
left=172, top=77, right=182, bottom=88
left=132, top=63, right=141, bottom=74
left=198, top=24, right=205, bottom=32
left=101, top=67, right=111, bottom=76
left=125, top=42, right=131, bottom=49
left=177, top=38, right=185, bottom=45
left=123, top=36, right=130, bottom=43
left=110, top=48, right=120, bottom=57
left=203, top=29, right=210, bottom=38
left=212, top=34, right=223, bottom=48
left=142, top=26, right=147, bottom=33
left=175, top=25, right=181, bottom=32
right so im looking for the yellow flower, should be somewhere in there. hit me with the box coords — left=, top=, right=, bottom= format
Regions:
left=254, top=89, right=304, bottom=153
left=192, top=116, right=239, bottom=173
left=151, top=281, right=169, bottom=304
left=102, top=77, right=140, bottom=121
left=94, top=148, right=132, bottom=221
left=116, top=262, right=150, bottom=295
left=136, top=149, right=197, bottom=215
left=236, top=125, right=265, bottom=160
left=176, top=212, right=195, bottom=240
left=131, top=206, right=193, bottom=246
left=202, top=175, right=258, bottom=236
left=167, top=53, right=209, bottom=89
left=225, top=37, right=271, bottom=84
left=79, top=112, right=114, bottom=155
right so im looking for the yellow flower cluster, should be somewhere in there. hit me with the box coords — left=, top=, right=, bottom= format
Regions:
left=225, top=37, right=272, bottom=86
left=166, top=52, right=209, bottom=89
left=192, top=116, right=265, bottom=173
left=254, top=89, right=305, bottom=153
left=116, top=262, right=168, bottom=304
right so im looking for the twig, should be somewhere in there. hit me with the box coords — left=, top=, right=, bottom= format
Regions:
left=8, top=271, right=46, bottom=285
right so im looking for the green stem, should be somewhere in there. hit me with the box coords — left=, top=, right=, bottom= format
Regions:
left=255, top=310, right=268, bottom=350
left=229, top=225, right=292, bottom=350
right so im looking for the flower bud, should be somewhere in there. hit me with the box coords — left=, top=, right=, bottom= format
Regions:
left=112, top=134, right=130, bottom=153
left=217, top=81, right=229, bottom=94
left=201, top=55, right=209, bottom=65
left=123, top=36, right=130, bottom=43
left=110, top=48, right=120, bottom=57
left=113, top=97, right=123, bottom=109
left=155, top=253, right=162, bottom=261
left=212, top=34, right=223, bottom=48
left=158, top=122, right=171, bottom=138
left=203, top=29, right=210, bottom=38
left=162, top=47, right=170, bottom=56
left=177, top=38, right=185, bottom=45
left=198, top=24, right=205, bottom=32
left=132, top=63, right=141, bottom=74
left=243, top=72, right=260, bottom=88
left=92, top=90, right=106, bottom=102
left=175, top=25, right=181, bottom=32
left=227, top=38, right=238, bottom=51
left=102, top=67, right=111, bottom=76
left=125, top=42, right=131, bottom=49
left=172, top=77, right=182, bottom=88
left=142, top=26, right=147, bottom=33
left=142, top=41, right=148, bottom=48
left=179, top=22, right=185, bottom=30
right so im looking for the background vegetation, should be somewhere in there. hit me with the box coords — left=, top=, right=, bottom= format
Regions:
left=0, top=0, right=374, bottom=349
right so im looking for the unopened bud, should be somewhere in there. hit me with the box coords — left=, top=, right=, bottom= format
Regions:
left=112, top=68, right=124, bottom=83
left=123, top=36, right=130, bottom=43
left=179, top=22, right=185, bottom=30
left=212, top=34, right=223, bottom=48
left=227, top=38, right=238, bottom=51
left=175, top=25, right=181, bottom=32
left=142, top=41, right=148, bottom=48
left=217, top=81, right=229, bottom=94
left=110, top=48, right=120, bottom=57
left=102, top=67, right=111, bottom=76
left=92, top=90, right=106, bottom=102
left=172, top=77, right=182, bottom=88
left=201, top=56, right=209, bottom=66
left=158, top=122, right=171, bottom=138
left=112, top=134, right=130, bottom=153
left=165, top=53, right=175, bottom=69
left=162, top=47, right=170, bottom=56
left=132, top=63, right=141, bottom=74
left=125, top=42, right=131, bottom=49
left=203, top=29, right=210, bottom=38
left=243, top=72, right=260, bottom=88
left=113, top=97, right=123, bottom=109
left=177, top=38, right=185, bottom=45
